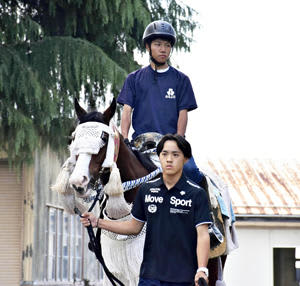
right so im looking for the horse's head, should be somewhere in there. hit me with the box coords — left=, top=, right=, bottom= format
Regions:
left=68, top=98, right=117, bottom=196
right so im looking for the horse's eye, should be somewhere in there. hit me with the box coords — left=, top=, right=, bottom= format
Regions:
left=101, top=133, right=108, bottom=144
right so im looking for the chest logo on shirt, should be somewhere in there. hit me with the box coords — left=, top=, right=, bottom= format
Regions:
left=145, top=194, right=163, bottom=204
left=148, top=204, right=157, bottom=213
left=180, top=191, right=186, bottom=196
left=165, top=88, right=176, bottom=99
left=170, top=196, right=192, bottom=207
left=150, top=188, right=161, bottom=193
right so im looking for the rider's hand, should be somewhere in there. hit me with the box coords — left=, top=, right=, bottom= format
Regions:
left=80, top=212, right=98, bottom=228
left=124, top=138, right=131, bottom=148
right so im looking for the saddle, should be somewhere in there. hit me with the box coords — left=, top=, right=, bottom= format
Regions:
left=130, top=132, right=162, bottom=171
left=133, top=132, right=163, bottom=152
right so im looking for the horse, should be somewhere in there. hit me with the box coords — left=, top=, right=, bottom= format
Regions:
left=52, top=98, right=237, bottom=286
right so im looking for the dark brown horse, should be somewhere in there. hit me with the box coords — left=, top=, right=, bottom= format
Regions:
left=65, top=98, right=227, bottom=286
left=69, top=97, right=152, bottom=203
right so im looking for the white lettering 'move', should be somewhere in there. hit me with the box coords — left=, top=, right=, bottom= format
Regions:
left=145, top=194, right=164, bottom=204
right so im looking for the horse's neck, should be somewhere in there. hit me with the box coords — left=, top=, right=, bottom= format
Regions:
left=117, top=140, right=149, bottom=181
left=116, top=140, right=149, bottom=203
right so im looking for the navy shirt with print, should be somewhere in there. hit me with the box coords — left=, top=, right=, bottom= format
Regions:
left=131, top=174, right=211, bottom=283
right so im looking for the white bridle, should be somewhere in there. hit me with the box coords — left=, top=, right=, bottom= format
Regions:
left=69, top=121, right=119, bottom=189
left=70, top=121, right=118, bottom=168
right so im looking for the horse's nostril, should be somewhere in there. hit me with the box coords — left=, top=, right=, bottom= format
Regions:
left=72, top=184, right=78, bottom=191
left=72, top=184, right=84, bottom=194
left=82, top=176, right=88, bottom=184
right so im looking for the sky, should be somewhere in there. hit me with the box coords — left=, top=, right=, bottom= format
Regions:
left=163, top=0, right=300, bottom=159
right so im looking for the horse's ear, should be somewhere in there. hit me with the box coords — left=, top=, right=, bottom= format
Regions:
left=74, top=98, right=87, bottom=119
left=103, top=98, right=116, bottom=124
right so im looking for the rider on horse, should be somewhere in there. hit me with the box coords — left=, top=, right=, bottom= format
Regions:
left=117, top=20, right=204, bottom=186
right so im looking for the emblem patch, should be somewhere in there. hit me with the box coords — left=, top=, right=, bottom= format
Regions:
left=148, top=204, right=157, bottom=213
left=165, top=88, right=176, bottom=99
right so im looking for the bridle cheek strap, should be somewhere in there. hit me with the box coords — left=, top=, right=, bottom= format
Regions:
left=102, top=124, right=120, bottom=168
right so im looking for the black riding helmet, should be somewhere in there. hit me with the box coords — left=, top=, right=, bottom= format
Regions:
left=143, top=20, right=176, bottom=47
left=143, top=20, right=176, bottom=67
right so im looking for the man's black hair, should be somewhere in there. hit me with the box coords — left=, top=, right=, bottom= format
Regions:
left=157, top=134, right=192, bottom=159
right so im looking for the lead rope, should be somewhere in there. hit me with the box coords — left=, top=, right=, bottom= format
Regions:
left=74, top=127, right=159, bottom=285
left=122, top=167, right=162, bottom=191
left=76, top=168, right=160, bottom=285
left=85, top=167, right=162, bottom=203
left=74, top=185, right=125, bottom=286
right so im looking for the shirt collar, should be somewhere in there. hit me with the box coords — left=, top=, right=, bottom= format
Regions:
left=147, top=65, right=171, bottom=75
left=173, top=173, right=190, bottom=190
left=154, top=173, right=189, bottom=191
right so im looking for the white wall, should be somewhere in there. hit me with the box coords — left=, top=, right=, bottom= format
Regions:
left=223, top=225, right=300, bottom=286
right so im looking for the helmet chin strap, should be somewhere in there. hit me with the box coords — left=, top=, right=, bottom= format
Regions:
left=149, top=48, right=167, bottom=68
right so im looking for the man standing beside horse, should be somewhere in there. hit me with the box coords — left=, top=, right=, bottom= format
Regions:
left=80, top=134, right=211, bottom=286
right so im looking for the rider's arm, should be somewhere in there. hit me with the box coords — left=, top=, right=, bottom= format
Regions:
left=194, top=224, right=210, bottom=285
left=120, top=104, right=132, bottom=139
left=177, top=109, right=188, bottom=136
left=98, top=217, right=144, bottom=235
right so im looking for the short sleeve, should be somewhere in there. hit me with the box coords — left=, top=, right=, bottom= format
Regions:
left=131, top=184, right=146, bottom=222
left=117, top=73, right=136, bottom=108
left=177, top=75, right=197, bottom=112
left=194, top=189, right=212, bottom=227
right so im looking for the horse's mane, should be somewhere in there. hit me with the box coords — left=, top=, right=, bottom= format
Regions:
left=131, top=149, right=158, bottom=173
left=78, top=111, right=104, bottom=124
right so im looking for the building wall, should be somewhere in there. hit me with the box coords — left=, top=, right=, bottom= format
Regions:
left=31, top=145, right=64, bottom=282
left=0, top=160, right=23, bottom=286
left=224, top=223, right=300, bottom=286
left=29, top=146, right=102, bottom=285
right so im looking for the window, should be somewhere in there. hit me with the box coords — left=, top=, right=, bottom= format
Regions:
left=45, top=206, right=83, bottom=282
left=273, top=247, right=299, bottom=286
left=296, top=248, right=300, bottom=284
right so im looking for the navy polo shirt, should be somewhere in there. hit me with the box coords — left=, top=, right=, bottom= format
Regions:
left=132, top=174, right=211, bottom=283
left=117, top=65, right=197, bottom=139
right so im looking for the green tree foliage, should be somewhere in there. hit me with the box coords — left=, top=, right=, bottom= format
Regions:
left=0, top=0, right=198, bottom=165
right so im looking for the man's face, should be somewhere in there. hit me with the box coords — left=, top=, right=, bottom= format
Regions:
left=159, top=140, right=187, bottom=177
left=147, top=38, right=172, bottom=64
